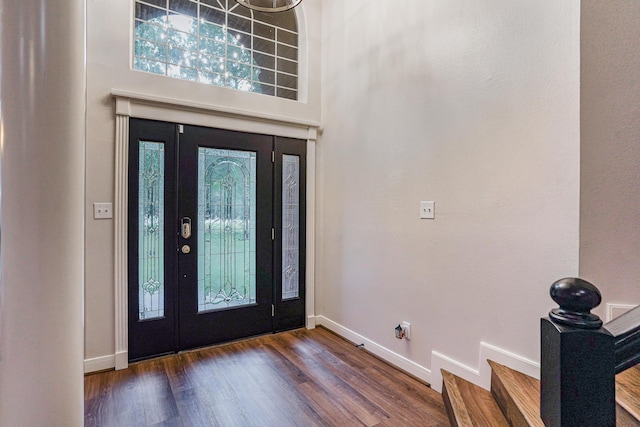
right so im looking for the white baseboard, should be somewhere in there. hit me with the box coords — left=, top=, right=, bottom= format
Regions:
left=115, top=351, right=129, bottom=370
left=306, top=315, right=317, bottom=329
left=312, top=315, right=538, bottom=395
left=430, top=351, right=479, bottom=393
left=430, top=342, right=540, bottom=393
left=607, top=303, right=638, bottom=322
left=314, top=315, right=433, bottom=385
left=84, top=354, right=116, bottom=373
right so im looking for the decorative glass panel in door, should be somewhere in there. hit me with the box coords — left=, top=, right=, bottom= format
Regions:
left=282, top=154, right=300, bottom=300
left=138, top=141, right=165, bottom=320
left=197, top=148, right=257, bottom=312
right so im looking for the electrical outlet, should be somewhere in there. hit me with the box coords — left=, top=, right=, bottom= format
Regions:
left=420, top=201, right=435, bottom=219
left=401, top=321, right=411, bottom=340
left=94, top=202, right=113, bottom=219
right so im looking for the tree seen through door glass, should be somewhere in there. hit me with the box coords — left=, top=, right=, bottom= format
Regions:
left=197, top=148, right=257, bottom=312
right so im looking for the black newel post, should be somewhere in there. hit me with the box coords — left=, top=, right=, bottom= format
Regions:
left=540, top=278, right=616, bottom=427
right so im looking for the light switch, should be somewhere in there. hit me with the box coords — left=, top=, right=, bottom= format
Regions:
left=94, top=202, right=113, bottom=219
left=420, top=201, right=435, bottom=219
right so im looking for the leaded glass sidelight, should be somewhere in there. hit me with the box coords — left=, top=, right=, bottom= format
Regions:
left=138, top=141, right=165, bottom=320
left=282, top=154, right=300, bottom=300
left=198, top=148, right=257, bottom=312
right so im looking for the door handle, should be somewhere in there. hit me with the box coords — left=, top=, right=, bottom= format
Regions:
left=181, top=217, right=192, bottom=239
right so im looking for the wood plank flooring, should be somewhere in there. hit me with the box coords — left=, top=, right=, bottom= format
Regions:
left=85, top=327, right=449, bottom=426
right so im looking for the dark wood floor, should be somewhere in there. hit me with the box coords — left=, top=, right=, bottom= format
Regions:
left=85, top=327, right=449, bottom=426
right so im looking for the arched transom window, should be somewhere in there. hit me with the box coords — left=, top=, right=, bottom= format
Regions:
left=134, top=0, right=299, bottom=100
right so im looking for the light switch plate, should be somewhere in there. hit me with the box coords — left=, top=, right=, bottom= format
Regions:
left=94, top=202, right=113, bottom=219
left=420, top=201, right=435, bottom=219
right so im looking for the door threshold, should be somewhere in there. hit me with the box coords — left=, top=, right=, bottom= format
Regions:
left=177, top=328, right=307, bottom=355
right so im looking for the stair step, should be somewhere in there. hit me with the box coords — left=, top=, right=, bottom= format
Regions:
left=616, top=364, right=640, bottom=426
left=488, top=360, right=544, bottom=427
left=441, top=369, right=509, bottom=427
left=442, top=362, right=640, bottom=427
left=618, top=404, right=640, bottom=427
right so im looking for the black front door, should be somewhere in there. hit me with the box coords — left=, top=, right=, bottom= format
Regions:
left=128, top=119, right=306, bottom=361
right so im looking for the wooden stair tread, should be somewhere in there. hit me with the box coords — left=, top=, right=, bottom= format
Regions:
left=441, top=369, right=509, bottom=427
left=488, top=360, right=544, bottom=427
left=618, top=404, right=640, bottom=427
left=442, top=361, right=640, bottom=427
left=617, top=364, right=640, bottom=425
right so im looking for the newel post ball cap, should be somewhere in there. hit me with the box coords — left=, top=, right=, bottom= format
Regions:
left=549, top=277, right=603, bottom=329
left=550, top=277, right=602, bottom=312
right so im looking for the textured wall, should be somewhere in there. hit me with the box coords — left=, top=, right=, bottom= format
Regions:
left=318, top=0, right=580, bottom=370
left=580, top=1, right=640, bottom=313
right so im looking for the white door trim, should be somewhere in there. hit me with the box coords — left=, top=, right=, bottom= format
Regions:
left=113, top=90, right=318, bottom=369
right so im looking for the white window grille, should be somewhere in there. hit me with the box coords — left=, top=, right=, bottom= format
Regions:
left=134, top=0, right=299, bottom=100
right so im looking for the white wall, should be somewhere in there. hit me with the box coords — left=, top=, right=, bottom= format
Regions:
left=318, top=0, right=580, bottom=375
left=580, top=1, right=640, bottom=315
left=84, top=0, right=322, bottom=364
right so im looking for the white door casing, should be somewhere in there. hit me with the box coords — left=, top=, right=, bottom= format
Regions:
left=113, top=90, right=318, bottom=369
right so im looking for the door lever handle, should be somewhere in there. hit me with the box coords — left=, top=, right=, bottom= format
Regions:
left=181, top=217, right=192, bottom=239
